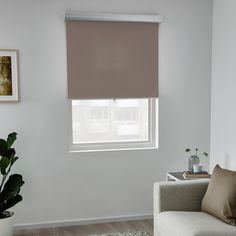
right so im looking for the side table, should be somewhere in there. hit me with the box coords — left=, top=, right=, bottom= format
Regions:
left=167, top=172, right=186, bottom=181
left=167, top=171, right=211, bottom=181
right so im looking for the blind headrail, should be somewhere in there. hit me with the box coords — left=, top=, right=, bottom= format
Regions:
left=65, top=12, right=162, bottom=23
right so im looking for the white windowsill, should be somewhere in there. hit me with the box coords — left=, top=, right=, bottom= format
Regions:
left=69, top=146, right=158, bottom=153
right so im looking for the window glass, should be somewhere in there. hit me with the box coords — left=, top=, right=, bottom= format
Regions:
left=72, top=99, right=149, bottom=144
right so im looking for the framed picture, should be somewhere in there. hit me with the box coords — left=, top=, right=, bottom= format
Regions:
left=0, top=49, right=19, bottom=101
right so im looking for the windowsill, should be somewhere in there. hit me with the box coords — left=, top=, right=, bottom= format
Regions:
left=69, top=146, right=158, bottom=153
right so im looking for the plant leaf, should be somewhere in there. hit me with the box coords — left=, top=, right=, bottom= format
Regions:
left=0, top=194, right=22, bottom=213
left=11, top=156, right=19, bottom=165
left=0, top=157, right=11, bottom=175
left=5, top=148, right=16, bottom=159
left=203, top=152, right=208, bottom=157
left=0, top=139, right=7, bottom=156
left=0, top=174, right=24, bottom=202
left=7, top=132, right=17, bottom=149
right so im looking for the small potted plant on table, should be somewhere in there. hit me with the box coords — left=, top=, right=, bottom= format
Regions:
left=185, top=148, right=208, bottom=172
left=0, top=132, right=24, bottom=236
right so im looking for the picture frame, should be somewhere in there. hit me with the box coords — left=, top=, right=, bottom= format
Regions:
left=0, top=49, right=19, bottom=101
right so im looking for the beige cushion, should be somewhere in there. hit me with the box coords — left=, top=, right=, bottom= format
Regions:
left=201, top=165, right=236, bottom=225
left=156, top=211, right=236, bottom=236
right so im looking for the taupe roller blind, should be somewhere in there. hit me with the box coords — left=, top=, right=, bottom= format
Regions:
left=66, top=20, right=159, bottom=99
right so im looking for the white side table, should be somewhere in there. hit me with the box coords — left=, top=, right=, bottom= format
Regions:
left=166, top=172, right=186, bottom=181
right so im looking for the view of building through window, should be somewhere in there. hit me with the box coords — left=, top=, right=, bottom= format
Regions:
left=72, top=99, right=149, bottom=144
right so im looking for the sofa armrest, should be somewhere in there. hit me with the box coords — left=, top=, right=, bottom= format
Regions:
left=154, top=179, right=209, bottom=214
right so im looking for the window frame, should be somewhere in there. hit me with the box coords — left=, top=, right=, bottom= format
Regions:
left=69, top=98, right=158, bottom=152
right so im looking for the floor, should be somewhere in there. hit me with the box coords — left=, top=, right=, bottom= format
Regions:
left=14, top=219, right=153, bottom=236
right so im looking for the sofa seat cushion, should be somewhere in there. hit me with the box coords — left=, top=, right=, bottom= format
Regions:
left=156, top=211, right=236, bottom=236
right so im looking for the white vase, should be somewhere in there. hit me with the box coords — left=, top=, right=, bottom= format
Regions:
left=0, top=212, right=14, bottom=236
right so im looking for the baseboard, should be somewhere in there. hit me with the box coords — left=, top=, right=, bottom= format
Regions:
left=14, top=213, right=153, bottom=231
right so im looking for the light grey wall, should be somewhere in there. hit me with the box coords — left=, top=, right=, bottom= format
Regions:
left=0, top=0, right=212, bottom=226
left=210, top=0, right=236, bottom=171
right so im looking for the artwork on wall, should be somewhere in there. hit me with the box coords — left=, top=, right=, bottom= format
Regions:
left=0, top=49, right=18, bottom=101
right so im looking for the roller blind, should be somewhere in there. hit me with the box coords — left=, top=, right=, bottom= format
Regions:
left=66, top=19, right=159, bottom=99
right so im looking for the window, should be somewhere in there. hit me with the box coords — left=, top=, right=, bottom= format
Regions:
left=70, top=99, right=158, bottom=152
left=66, top=14, right=160, bottom=152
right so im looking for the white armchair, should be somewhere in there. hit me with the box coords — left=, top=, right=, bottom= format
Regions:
left=153, top=180, right=236, bottom=236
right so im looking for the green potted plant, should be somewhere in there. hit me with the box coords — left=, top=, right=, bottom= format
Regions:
left=185, top=148, right=208, bottom=172
left=0, top=132, right=24, bottom=236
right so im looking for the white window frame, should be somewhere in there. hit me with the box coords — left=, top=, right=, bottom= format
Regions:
left=69, top=98, right=158, bottom=152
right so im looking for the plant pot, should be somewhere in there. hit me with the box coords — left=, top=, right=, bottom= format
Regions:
left=0, top=211, right=14, bottom=236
